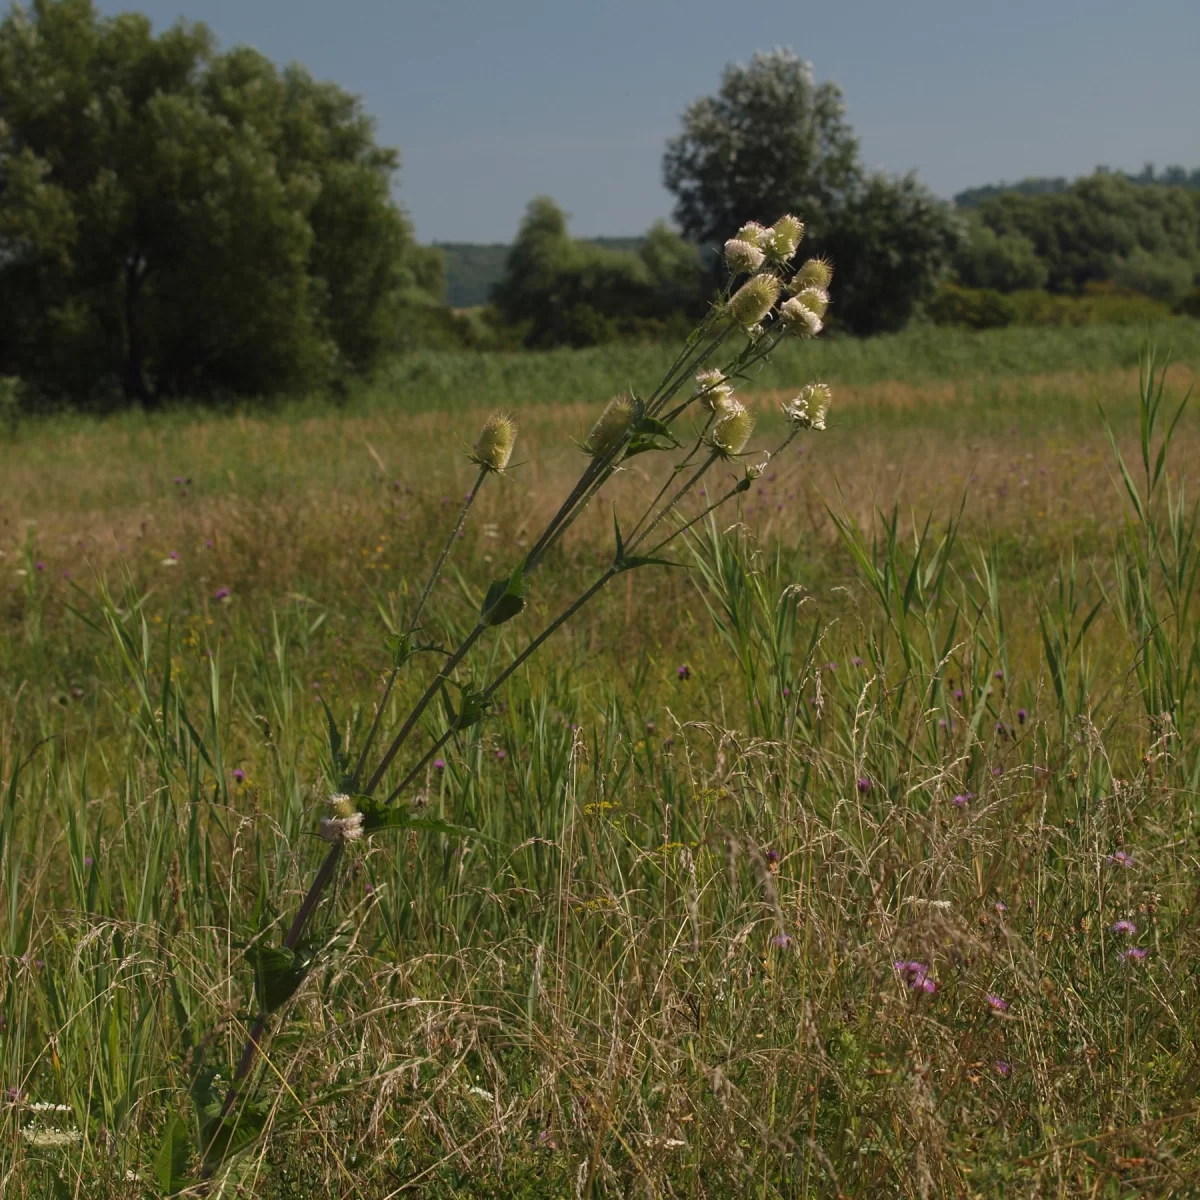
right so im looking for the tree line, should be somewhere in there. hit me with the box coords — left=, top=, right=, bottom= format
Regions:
left=1, top=5, right=1197, bottom=408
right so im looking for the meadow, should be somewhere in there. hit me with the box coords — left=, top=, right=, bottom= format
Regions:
left=2, top=319, right=1200, bottom=1197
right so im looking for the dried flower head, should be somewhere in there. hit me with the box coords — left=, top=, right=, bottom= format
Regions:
left=765, top=214, right=804, bottom=260
left=734, top=221, right=770, bottom=248
left=471, top=411, right=517, bottom=471
left=791, top=257, right=834, bottom=292
left=727, top=274, right=782, bottom=328
left=724, top=238, right=766, bottom=274
left=782, top=382, right=831, bottom=431
left=694, top=368, right=735, bottom=412
left=584, top=393, right=637, bottom=458
left=779, top=296, right=824, bottom=338
left=709, top=401, right=755, bottom=457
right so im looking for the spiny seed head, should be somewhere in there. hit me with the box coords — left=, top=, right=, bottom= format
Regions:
left=710, top=401, right=755, bottom=457
left=724, top=238, right=765, bottom=274
left=328, top=792, right=357, bottom=819
left=766, top=214, right=805, bottom=261
left=472, top=411, right=517, bottom=471
left=585, top=392, right=637, bottom=458
left=793, top=286, right=829, bottom=318
left=783, top=382, right=831, bottom=431
left=734, top=220, right=770, bottom=248
left=694, top=367, right=735, bottom=412
left=320, top=812, right=364, bottom=843
left=727, top=273, right=782, bottom=328
left=779, top=296, right=823, bottom=337
left=791, top=256, right=833, bottom=291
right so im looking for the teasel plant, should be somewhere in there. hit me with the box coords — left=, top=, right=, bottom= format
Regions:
left=164, top=217, right=836, bottom=1192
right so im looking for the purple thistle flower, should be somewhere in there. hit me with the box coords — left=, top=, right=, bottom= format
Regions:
left=782, top=686, right=791, bottom=698
left=1017, top=708, right=1027, bottom=724
left=994, top=669, right=1004, bottom=680
left=232, top=768, right=245, bottom=784
left=83, top=856, right=94, bottom=868
left=856, top=777, right=872, bottom=794
left=985, top=993, right=1008, bottom=1012
left=168, top=550, right=178, bottom=560
left=495, top=748, right=506, bottom=761
left=764, top=848, right=780, bottom=865
left=994, top=1060, right=1011, bottom=1077
left=770, top=933, right=792, bottom=949
left=1106, top=850, right=1135, bottom=868
left=991, top=766, right=1003, bottom=777
left=952, top=793, right=973, bottom=808
left=214, top=586, right=230, bottom=601
left=35, top=561, right=45, bottom=571
left=1120, top=946, right=1149, bottom=961
left=954, top=689, right=964, bottom=701
left=433, top=758, right=446, bottom=771
left=993, top=900, right=1008, bottom=914
left=825, top=661, right=838, bottom=671
left=894, top=960, right=936, bottom=993
left=174, top=476, right=184, bottom=484
left=1110, top=919, right=1137, bottom=936
left=676, top=664, right=691, bottom=681
left=852, top=656, right=864, bottom=667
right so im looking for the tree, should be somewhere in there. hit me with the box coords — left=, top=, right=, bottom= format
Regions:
left=662, top=49, right=960, bottom=335
left=491, top=199, right=705, bottom=348
left=0, top=0, right=430, bottom=405
left=818, top=173, right=963, bottom=335
left=663, top=49, right=860, bottom=246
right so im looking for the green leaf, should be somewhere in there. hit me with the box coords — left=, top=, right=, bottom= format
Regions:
left=481, top=561, right=526, bottom=626
left=317, top=695, right=349, bottom=778
left=385, top=631, right=415, bottom=668
left=615, top=554, right=681, bottom=573
left=154, top=1115, right=194, bottom=1196
left=200, top=1102, right=269, bottom=1169
left=248, top=945, right=307, bottom=1014
left=358, top=797, right=487, bottom=841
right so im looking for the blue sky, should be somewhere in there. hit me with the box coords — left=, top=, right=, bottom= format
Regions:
left=92, top=0, right=1200, bottom=244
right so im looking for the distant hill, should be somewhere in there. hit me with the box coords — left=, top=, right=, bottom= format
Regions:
left=955, top=163, right=1200, bottom=209
left=437, top=236, right=645, bottom=308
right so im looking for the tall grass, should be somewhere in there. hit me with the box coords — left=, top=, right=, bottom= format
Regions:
left=1, top=350, right=1199, bottom=1196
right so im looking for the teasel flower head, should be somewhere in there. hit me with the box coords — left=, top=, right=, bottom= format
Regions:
left=779, top=296, right=823, bottom=338
left=782, top=383, right=831, bottom=431
left=734, top=220, right=770, bottom=248
left=709, top=400, right=755, bottom=457
left=694, top=367, right=735, bottom=413
left=790, top=256, right=833, bottom=292
left=727, top=273, right=782, bottom=328
left=765, top=214, right=804, bottom=261
left=471, top=411, right=517, bottom=471
left=584, top=392, right=637, bottom=458
left=724, top=238, right=766, bottom=274
left=793, top=286, right=829, bottom=318
left=321, top=794, right=364, bottom=843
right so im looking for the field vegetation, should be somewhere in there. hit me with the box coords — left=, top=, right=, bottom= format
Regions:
left=2, top=319, right=1199, bottom=1196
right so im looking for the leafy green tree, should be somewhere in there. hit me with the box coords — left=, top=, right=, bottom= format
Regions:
left=663, top=49, right=959, bottom=335
left=817, top=173, right=963, bottom=335
left=972, top=173, right=1200, bottom=298
left=0, top=0, right=429, bottom=405
left=953, top=220, right=1048, bottom=292
left=663, top=49, right=860, bottom=246
left=491, top=198, right=703, bottom=348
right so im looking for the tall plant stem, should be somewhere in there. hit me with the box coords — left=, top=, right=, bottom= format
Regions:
left=351, top=467, right=489, bottom=785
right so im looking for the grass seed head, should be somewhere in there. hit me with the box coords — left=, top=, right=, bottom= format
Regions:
left=585, top=392, right=637, bottom=458
left=728, top=274, right=782, bottom=328
left=472, top=411, right=517, bottom=471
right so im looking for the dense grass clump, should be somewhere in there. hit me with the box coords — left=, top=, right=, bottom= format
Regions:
left=1, top=339, right=1199, bottom=1195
